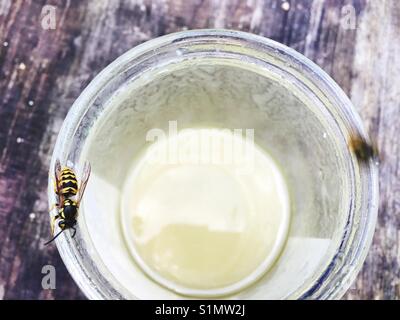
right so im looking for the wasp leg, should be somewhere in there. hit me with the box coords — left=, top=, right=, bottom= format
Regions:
left=71, top=227, right=77, bottom=238
left=50, top=215, right=59, bottom=234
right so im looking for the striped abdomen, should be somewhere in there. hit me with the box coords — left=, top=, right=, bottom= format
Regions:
left=59, top=168, right=78, bottom=197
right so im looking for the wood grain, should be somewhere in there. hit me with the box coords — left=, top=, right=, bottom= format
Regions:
left=0, top=0, right=398, bottom=299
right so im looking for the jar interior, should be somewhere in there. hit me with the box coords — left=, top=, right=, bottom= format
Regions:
left=75, top=58, right=350, bottom=299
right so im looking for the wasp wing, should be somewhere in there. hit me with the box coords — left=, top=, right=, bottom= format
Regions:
left=54, top=159, right=63, bottom=207
left=76, top=161, right=91, bottom=206
left=50, top=159, right=63, bottom=234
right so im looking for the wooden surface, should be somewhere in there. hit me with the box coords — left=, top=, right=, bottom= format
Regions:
left=0, top=0, right=399, bottom=300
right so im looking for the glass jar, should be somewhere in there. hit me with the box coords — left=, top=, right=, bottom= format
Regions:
left=48, top=29, right=378, bottom=299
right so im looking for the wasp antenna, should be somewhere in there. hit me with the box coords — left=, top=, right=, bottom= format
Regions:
left=44, top=229, right=65, bottom=246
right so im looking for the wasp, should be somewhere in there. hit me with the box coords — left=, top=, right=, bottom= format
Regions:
left=45, top=159, right=91, bottom=245
left=348, top=133, right=380, bottom=165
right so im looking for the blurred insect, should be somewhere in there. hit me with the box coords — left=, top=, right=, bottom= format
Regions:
left=348, top=133, right=380, bottom=165
left=45, top=159, right=91, bottom=245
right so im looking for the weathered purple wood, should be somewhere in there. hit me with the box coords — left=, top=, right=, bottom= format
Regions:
left=0, top=0, right=398, bottom=299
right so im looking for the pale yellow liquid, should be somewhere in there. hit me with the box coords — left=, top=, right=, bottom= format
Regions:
left=121, top=128, right=290, bottom=296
